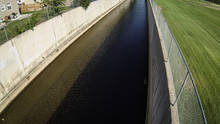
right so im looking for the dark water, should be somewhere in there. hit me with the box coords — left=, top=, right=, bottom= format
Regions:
left=0, top=0, right=147, bottom=123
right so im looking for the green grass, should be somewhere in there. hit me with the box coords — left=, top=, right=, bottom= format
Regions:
left=155, top=0, right=220, bottom=123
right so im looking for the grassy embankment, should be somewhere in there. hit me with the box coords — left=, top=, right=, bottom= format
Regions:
left=0, top=6, right=73, bottom=44
left=0, top=0, right=94, bottom=44
left=0, top=9, right=48, bottom=44
left=155, top=0, right=220, bottom=123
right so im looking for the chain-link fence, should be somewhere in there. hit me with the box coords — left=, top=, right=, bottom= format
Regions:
left=0, top=0, right=93, bottom=45
left=149, top=0, right=207, bottom=123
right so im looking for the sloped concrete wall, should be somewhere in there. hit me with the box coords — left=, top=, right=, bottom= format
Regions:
left=146, top=0, right=172, bottom=123
left=11, top=19, right=56, bottom=73
left=0, top=41, right=25, bottom=94
left=0, top=0, right=123, bottom=113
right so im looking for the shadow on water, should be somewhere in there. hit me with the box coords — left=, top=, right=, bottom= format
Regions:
left=0, top=0, right=148, bottom=123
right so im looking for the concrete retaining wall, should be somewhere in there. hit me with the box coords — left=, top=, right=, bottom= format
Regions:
left=146, top=0, right=172, bottom=123
left=0, top=0, right=124, bottom=113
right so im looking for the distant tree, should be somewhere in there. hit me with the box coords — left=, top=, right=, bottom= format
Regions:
left=72, top=0, right=80, bottom=8
left=208, top=0, right=220, bottom=4
left=43, top=0, right=66, bottom=14
left=80, top=0, right=91, bottom=9
left=215, top=0, right=220, bottom=4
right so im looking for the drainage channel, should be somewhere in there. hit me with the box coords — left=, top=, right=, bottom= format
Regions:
left=0, top=0, right=148, bottom=123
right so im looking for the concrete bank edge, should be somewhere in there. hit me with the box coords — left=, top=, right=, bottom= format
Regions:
left=148, top=0, right=179, bottom=124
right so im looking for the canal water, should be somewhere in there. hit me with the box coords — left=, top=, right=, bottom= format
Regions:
left=0, top=0, right=148, bottom=123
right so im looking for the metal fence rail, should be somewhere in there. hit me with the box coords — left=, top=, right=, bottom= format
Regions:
left=149, top=0, right=207, bottom=123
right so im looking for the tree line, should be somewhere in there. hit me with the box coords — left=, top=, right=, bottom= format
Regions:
left=43, top=0, right=92, bottom=14
left=208, top=0, right=220, bottom=4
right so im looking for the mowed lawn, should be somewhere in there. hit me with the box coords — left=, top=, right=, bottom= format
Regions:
left=155, top=0, right=220, bottom=123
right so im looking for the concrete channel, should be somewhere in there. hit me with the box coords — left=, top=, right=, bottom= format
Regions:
left=0, top=0, right=148, bottom=123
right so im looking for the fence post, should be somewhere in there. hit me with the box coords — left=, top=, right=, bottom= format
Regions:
left=167, top=35, right=173, bottom=59
left=46, top=6, right=49, bottom=19
left=28, top=16, right=31, bottom=29
left=171, top=72, right=189, bottom=106
left=3, top=26, right=8, bottom=41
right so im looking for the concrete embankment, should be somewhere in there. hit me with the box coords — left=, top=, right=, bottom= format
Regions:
left=0, top=0, right=125, bottom=113
left=146, top=0, right=172, bottom=123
